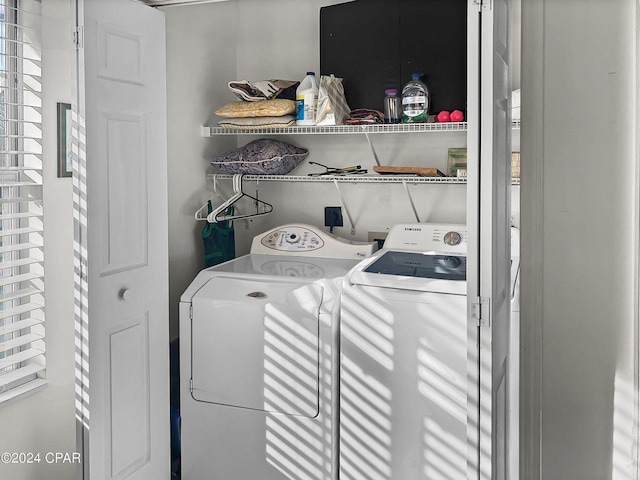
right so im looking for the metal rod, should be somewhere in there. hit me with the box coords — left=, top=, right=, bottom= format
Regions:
left=333, top=179, right=356, bottom=235
left=142, top=0, right=230, bottom=7
left=362, top=128, right=381, bottom=166
left=402, top=180, right=421, bottom=223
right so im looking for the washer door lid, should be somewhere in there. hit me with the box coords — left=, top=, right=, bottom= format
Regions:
left=191, top=276, right=322, bottom=417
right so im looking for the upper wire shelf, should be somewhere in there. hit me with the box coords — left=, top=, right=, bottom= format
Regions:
left=202, top=120, right=520, bottom=136
left=203, top=122, right=467, bottom=136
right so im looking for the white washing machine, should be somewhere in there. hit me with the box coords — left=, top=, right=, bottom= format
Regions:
left=179, top=224, right=377, bottom=480
left=338, top=223, right=520, bottom=480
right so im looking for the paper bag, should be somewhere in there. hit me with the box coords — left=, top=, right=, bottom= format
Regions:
left=315, top=75, right=351, bottom=126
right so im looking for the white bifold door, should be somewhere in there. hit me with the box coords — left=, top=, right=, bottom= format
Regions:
left=73, top=0, right=170, bottom=479
left=467, top=0, right=513, bottom=479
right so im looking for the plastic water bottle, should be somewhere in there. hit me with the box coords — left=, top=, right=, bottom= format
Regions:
left=401, top=73, right=429, bottom=123
left=296, top=72, right=319, bottom=126
left=384, top=89, right=400, bottom=124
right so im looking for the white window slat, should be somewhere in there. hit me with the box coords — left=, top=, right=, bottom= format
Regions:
left=0, top=257, right=43, bottom=269
left=0, top=226, right=43, bottom=236
left=0, top=287, right=43, bottom=305
left=0, top=363, right=45, bottom=388
left=0, top=36, right=39, bottom=49
left=0, top=241, right=43, bottom=254
left=0, top=197, right=43, bottom=204
left=0, top=181, right=44, bottom=188
left=0, top=316, right=43, bottom=336
left=0, top=272, right=44, bottom=288
left=2, top=2, right=42, bottom=16
left=0, top=211, right=42, bottom=220
left=0, top=347, right=44, bottom=371
left=0, top=301, right=43, bottom=320
left=0, top=51, right=42, bottom=63
left=0, top=379, right=47, bottom=403
left=0, top=332, right=42, bottom=352
left=0, top=152, right=43, bottom=158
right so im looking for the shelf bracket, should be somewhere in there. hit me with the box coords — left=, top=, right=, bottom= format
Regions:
left=362, top=127, right=382, bottom=166
left=402, top=180, right=421, bottom=223
left=333, top=179, right=356, bottom=235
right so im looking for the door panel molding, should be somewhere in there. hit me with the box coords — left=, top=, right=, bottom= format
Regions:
left=107, top=315, right=151, bottom=479
left=97, top=23, right=146, bottom=86
left=100, top=111, right=149, bottom=276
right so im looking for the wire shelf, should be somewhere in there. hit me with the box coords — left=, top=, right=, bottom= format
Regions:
left=202, top=120, right=520, bottom=136
left=207, top=173, right=521, bottom=185
left=202, top=122, right=469, bottom=136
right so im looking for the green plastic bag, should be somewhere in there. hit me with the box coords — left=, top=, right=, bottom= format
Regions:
left=201, top=200, right=236, bottom=268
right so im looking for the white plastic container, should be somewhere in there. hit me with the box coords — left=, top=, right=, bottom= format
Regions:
left=296, top=71, right=319, bottom=126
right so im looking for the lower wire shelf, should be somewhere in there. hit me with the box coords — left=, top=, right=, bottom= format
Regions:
left=206, top=173, right=520, bottom=185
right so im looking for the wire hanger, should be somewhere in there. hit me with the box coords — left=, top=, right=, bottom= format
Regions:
left=207, top=174, right=273, bottom=223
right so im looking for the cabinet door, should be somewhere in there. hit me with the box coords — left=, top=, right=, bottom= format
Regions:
left=466, top=0, right=512, bottom=479
left=74, top=0, right=169, bottom=479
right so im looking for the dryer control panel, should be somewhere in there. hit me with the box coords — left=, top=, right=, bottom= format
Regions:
left=251, top=224, right=377, bottom=259
left=259, top=226, right=324, bottom=252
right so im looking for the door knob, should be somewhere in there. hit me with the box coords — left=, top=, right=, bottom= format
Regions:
left=119, top=288, right=133, bottom=301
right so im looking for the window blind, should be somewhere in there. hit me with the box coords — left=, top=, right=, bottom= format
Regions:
left=0, top=0, right=44, bottom=403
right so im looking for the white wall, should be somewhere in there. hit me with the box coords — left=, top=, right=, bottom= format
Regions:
left=164, top=0, right=239, bottom=339
left=521, top=0, right=637, bottom=478
left=163, top=0, right=478, bottom=338
left=0, top=1, right=78, bottom=479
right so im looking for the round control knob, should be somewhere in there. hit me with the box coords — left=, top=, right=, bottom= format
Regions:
left=285, top=233, right=300, bottom=244
left=444, top=231, right=462, bottom=246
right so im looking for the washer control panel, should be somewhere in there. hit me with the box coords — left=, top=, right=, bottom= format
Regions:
left=384, top=223, right=468, bottom=254
left=260, top=226, right=324, bottom=252
left=251, top=224, right=377, bottom=259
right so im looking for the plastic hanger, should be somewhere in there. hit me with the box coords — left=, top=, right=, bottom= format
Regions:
left=195, top=174, right=226, bottom=221
left=207, top=174, right=273, bottom=223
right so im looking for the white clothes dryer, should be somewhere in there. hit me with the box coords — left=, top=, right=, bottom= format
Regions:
left=338, top=223, right=519, bottom=480
left=179, top=224, right=376, bottom=480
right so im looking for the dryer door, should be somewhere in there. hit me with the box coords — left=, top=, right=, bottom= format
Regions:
left=191, top=276, right=322, bottom=417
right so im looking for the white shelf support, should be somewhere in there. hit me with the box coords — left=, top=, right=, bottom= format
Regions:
left=362, top=127, right=382, bottom=166
left=332, top=179, right=356, bottom=235
left=402, top=180, right=421, bottom=223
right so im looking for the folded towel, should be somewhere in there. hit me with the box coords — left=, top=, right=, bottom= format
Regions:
left=344, top=109, right=385, bottom=125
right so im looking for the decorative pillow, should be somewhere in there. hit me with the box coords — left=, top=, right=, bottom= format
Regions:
left=217, top=115, right=296, bottom=129
left=211, top=139, right=308, bottom=175
left=215, top=99, right=296, bottom=118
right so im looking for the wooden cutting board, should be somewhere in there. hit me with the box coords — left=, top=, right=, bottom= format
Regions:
left=373, top=166, right=446, bottom=177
